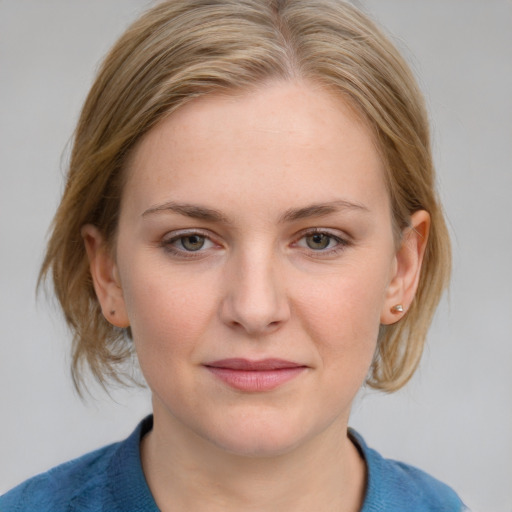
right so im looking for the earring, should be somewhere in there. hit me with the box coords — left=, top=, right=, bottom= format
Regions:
left=391, top=304, right=404, bottom=313
left=110, top=310, right=116, bottom=316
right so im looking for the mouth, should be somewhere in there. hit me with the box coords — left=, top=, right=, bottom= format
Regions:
left=204, top=358, right=307, bottom=392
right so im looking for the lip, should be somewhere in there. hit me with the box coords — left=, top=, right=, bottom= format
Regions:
left=204, top=358, right=307, bottom=392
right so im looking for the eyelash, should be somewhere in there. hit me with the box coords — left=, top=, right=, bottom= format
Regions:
left=160, top=228, right=350, bottom=259
left=292, top=228, right=350, bottom=257
left=161, top=230, right=218, bottom=259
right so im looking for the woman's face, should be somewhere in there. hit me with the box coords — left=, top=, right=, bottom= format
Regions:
left=93, top=81, right=413, bottom=456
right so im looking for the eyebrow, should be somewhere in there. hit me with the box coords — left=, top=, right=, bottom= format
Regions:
left=142, top=201, right=230, bottom=223
left=142, top=199, right=369, bottom=223
left=279, top=200, right=370, bottom=223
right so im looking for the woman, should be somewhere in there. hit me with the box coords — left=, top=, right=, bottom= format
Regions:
left=1, top=0, right=467, bottom=510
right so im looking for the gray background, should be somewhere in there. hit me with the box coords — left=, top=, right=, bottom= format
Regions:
left=1, top=1, right=511, bottom=511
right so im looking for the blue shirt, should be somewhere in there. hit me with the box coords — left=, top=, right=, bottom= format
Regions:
left=1, top=416, right=467, bottom=511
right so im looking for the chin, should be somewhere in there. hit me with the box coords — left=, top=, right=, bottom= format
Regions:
left=212, top=431, right=304, bottom=458
left=203, top=412, right=321, bottom=458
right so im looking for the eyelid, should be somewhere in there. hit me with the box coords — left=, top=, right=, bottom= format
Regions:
left=159, top=227, right=351, bottom=259
left=292, top=228, right=351, bottom=253
left=161, top=229, right=222, bottom=257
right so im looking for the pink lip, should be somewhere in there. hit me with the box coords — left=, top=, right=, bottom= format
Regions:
left=204, top=358, right=307, bottom=392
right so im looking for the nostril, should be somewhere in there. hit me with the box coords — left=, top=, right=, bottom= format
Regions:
left=218, top=265, right=291, bottom=334
left=224, top=316, right=284, bottom=336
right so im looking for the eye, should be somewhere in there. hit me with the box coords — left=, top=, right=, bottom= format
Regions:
left=162, top=231, right=218, bottom=257
left=294, top=229, right=349, bottom=253
left=179, top=234, right=207, bottom=251
left=304, top=233, right=333, bottom=250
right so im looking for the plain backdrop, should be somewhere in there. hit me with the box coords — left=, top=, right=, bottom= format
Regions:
left=1, top=1, right=511, bottom=511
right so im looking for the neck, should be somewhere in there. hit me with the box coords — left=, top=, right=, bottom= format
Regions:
left=140, top=407, right=366, bottom=512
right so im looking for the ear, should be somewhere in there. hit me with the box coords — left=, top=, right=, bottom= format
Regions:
left=81, top=224, right=130, bottom=328
left=380, top=210, right=430, bottom=325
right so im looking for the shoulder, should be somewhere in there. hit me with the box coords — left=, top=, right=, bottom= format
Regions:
left=349, top=429, right=469, bottom=512
left=0, top=416, right=157, bottom=512
left=0, top=442, right=119, bottom=512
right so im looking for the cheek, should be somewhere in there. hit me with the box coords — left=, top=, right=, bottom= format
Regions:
left=294, top=262, right=388, bottom=368
left=122, top=269, right=221, bottom=409
left=119, top=260, right=219, bottom=362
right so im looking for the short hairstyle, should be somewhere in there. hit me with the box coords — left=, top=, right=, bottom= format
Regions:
left=40, top=0, right=451, bottom=394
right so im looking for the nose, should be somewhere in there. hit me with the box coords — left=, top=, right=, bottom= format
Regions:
left=219, top=248, right=290, bottom=336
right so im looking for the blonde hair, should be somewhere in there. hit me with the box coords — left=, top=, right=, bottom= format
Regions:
left=40, top=0, right=451, bottom=393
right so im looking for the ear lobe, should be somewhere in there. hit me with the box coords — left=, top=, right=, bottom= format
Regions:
left=380, top=210, right=430, bottom=325
left=81, top=224, right=130, bottom=328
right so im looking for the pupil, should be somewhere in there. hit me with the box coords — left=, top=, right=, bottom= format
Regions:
left=182, top=235, right=204, bottom=251
left=307, top=233, right=329, bottom=250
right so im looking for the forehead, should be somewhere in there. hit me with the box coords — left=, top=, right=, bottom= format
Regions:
left=122, top=80, right=388, bottom=221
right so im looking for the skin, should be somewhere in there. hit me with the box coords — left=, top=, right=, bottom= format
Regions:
left=83, top=80, right=429, bottom=512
